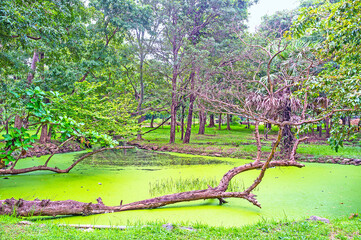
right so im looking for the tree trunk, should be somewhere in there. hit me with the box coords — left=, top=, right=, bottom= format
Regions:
left=218, top=114, right=222, bottom=130
left=226, top=114, right=231, bottom=130
left=0, top=129, right=306, bottom=217
left=14, top=115, right=22, bottom=129
left=207, top=114, right=215, bottom=127
left=198, top=109, right=206, bottom=135
left=204, top=111, right=207, bottom=127
left=282, top=94, right=294, bottom=158
left=5, top=118, right=9, bottom=134
left=254, top=121, right=262, bottom=162
left=181, top=105, right=185, bottom=140
left=169, top=66, right=179, bottom=143
left=27, top=49, right=40, bottom=86
left=183, top=72, right=196, bottom=144
left=40, top=125, right=48, bottom=144
left=150, top=115, right=155, bottom=128
left=170, top=101, right=177, bottom=144
left=47, top=125, right=52, bottom=142
left=264, top=123, right=271, bottom=140
left=325, top=118, right=330, bottom=138
left=318, top=124, right=322, bottom=138
left=39, top=124, right=52, bottom=144
left=136, top=54, right=146, bottom=141
left=137, top=133, right=143, bottom=141
left=136, top=116, right=145, bottom=140
left=324, top=99, right=330, bottom=138
left=341, top=117, right=346, bottom=125
left=39, top=52, right=45, bottom=80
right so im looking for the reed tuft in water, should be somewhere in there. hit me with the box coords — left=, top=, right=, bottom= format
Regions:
left=149, top=177, right=245, bottom=196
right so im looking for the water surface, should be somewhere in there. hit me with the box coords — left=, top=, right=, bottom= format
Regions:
left=0, top=149, right=360, bottom=227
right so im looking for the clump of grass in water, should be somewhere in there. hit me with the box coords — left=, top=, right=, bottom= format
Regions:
left=149, top=177, right=245, bottom=196
left=78, top=148, right=229, bottom=167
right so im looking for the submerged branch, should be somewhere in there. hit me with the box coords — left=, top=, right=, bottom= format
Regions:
left=0, top=146, right=134, bottom=175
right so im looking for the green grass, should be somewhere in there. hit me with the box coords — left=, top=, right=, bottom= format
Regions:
left=148, top=176, right=245, bottom=196
left=138, top=124, right=361, bottom=159
left=0, top=215, right=360, bottom=239
left=142, top=124, right=271, bottom=145
left=297, top=144, right=361, bottom=158
left=136, top=124, right=273, bottom=159
left=82, top=148, right=229, bottom=167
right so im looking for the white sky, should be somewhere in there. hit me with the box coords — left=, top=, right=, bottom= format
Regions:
left=248, top=0, right=300, bottom=32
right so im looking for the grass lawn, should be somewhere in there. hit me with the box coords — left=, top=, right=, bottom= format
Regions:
left=136, top=123, right=361, bottom=159
left=1, top=215, right=360, bottom=239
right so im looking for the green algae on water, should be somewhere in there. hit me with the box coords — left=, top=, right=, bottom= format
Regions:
left=0, top=150, right=360, bottom=227
left=77, top=148, right=230, bottom=167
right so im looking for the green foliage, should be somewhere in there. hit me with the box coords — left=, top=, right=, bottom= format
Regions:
left=52, top=81, right=139, bottom=137
left=0, top=127, right=36, bottom=165
left=258, top=9, right=296, bottom=37
left=0, top=0, right=88, bottom=46
left=327, top=113, right=360, bottom=152
left=293, top=0, right=361, bottom=77
left=0, top=0, right=89, bottom=83
left=290, top=1, right=361, bottom=151
left=0, top=86, right=123, bottom=168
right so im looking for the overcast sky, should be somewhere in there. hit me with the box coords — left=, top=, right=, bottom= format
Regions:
left=248, top=0, right=300, bottom=32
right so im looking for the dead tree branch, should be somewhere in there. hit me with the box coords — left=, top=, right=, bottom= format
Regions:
left=0, top=160, right=304, bottom=217
left=0, top=146, right=134, bottom=175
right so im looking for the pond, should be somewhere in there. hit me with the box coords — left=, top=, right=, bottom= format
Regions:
left=0, top=148, right=360, bottom=227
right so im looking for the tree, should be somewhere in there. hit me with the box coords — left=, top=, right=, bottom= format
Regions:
left=257, top=9, right=296, bottom=37
left=151, top=0, right=252, bottom=144
left=1, top=0, right=359, bottom=220
left=79, top=0, right=150, bottom=82
left=120, top=0, right=163, bottom=139
left=201, top=27, right=358, bottom=158
left=182, top=0, right=251, bottom=143
left=0, top=34, right=329, bottom=219
left=0, top=0, right=145, bottom=141
left=0, top=87, right=132, bottom=175
left=292, top=0, right=361, bottom=149
left=0, top=0, right=90, bottom=139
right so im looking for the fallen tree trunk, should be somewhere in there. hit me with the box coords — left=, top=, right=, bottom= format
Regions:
left=0, top=129, right=305, bottom=217
left=0, top=160, right=304, bottom=217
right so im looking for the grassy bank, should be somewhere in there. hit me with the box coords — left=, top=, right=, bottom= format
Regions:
left=134, top=124, right=361, bottom=159
left=1, top=215, right=360, bottom=239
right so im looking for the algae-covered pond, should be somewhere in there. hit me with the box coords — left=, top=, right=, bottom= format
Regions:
left=0, top=149, right=360, bottom=227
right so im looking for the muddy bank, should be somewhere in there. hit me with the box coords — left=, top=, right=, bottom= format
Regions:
left=298, top=155, right=361, bottom=166
left=21, top=141, right=85, bottom=158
